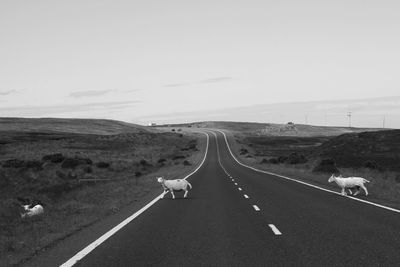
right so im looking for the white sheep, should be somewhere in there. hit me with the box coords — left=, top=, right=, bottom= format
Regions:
left=21, top=204, right=44, bottom=218
left=328, top=174, right=370, bottom=196
left=157, top=177, right=192, bottom=199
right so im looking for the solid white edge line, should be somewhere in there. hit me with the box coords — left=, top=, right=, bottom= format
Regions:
left=214, top=129, right=400, bottom=214
left=268, top=224, right=282, bottom=235
left=244, top=194, right=249, bottom=199
left=60, top=132, right=210, bottom=267
left=253, top=205, right=260, bottom=211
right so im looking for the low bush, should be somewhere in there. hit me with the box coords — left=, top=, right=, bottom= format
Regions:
left=157, top=158, right=167, bottom=164
left=269, top=158, right=279, bottom=164
left=364, top=160, right=379, bottom=170
left=172, top=155, right=186, bottom=160
left=96, top=162, right=110, bottom=168
left=240, top=148, right=249, bottom=155
left=42, top=153, right=65, bottom=163
left=183, top=160, right=191, bottom=166
left=287, top=152, right=307, bottom=164
left=312, top=158, right=340, bottom=174
left=61, top=157, right=93, bottom=169
left=2, top=159, right=25, bottom=168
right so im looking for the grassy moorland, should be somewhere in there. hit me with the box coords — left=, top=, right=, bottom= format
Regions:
left=0, top=118, right=206, bottom=266
left=214, top=122, right=400, bottom=209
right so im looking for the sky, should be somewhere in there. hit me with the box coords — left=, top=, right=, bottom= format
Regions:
left=1, top=0, right=400, bottom=126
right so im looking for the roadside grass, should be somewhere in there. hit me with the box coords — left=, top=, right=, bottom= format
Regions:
left=224, top=131, right=400, bottom=210
left=0, top=130, right=206, bottom=266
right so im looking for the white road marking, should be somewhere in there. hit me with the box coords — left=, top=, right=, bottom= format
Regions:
left=238, top=187, right=242, bottom=191
left=60, top=132, right=210, bottom=267
left=268, top=224, right=282, bottom=235
left=234, top=182, right=238, bottom=185
left=244, top=194, right=249, bottom=199
left=253, top=205, right=260, bottom=211
left=215, top=129, right=400, bottom=214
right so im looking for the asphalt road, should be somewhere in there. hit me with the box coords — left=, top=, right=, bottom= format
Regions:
left=67, top=131, right=400, bottom=266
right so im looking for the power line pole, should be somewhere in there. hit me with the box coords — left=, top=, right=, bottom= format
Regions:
left=347, top=112, right=352, bottom=128
left=383, top=115, right=386, bottom=128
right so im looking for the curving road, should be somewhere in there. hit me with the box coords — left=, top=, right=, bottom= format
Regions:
left=61, top=130, right=399, bottom=266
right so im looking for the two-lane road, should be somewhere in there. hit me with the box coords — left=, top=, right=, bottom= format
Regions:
left=63, top=131, right=400, bottom=266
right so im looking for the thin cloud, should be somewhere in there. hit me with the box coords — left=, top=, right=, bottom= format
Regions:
left=0, top=101, right=141, bottom=117
left=198, top=77, right=233, bottom=84
left=163, top=83, right=191, bottom=88
left=69, top=89, right=116, bottom=98
left=0, top=89, right=18, bottom=96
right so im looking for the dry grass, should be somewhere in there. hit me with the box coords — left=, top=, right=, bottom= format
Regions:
left=225, top=131, right=400, bottom=210
left=0, top=125, right=206, bottom=266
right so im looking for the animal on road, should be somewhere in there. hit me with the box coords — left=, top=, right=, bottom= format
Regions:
left=328, top=174, right=370, bottom=196
left=157, top=177, right=192, bottom=199
left=21, top=204, right=44, bottom=218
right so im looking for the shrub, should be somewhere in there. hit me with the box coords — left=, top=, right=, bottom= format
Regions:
left=139, top=159, right=151, bottom=166
left=24, top=160, right=44, bottom=170
left=172, top=155, right=186, bottom=160
left=42, top=153, right=65, bottom=163
left=364, top=160, right=379, bottom=170
left=240, top=148, right=249, bottom=155
left=312, top=158, right=340, bottom=174
left=287, top=152, right=307, bottom=164
left=183, top=160, right=191, bottom=166
left=2, top=159, right=25, bottom=168
left=83, top=166, right=93, bottom=173
left=157, top=158, right=167, bottom=164
left=96, top=162, right=110, bottom=168
left=261, top=158, right=269, bottom=164
left=277, top=156, right=288, bottom=163
left=135, top=171, right=142, bottom=177
left=268, top=158, right=279, bottom=164
left=55, top=170, right=67, bottom=179
left=61, top=157, right=93, bottom=169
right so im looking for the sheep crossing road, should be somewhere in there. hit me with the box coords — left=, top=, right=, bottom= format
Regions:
left=34, top=131, right=400, bottom=266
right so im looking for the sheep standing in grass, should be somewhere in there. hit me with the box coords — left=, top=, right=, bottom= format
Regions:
left=157, top=177, right=192, bottom=199
left=328, top=174, right=370, bottom=196
left=21, top=204, right=44, bottom=218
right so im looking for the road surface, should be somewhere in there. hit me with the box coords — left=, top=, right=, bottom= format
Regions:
left=62, top=130, right=400, bottom=266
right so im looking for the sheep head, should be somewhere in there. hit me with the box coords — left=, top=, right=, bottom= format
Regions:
left=328, top=174, right=336, bottom=183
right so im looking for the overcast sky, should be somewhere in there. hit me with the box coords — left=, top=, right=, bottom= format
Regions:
left=1, top=0, right=399, bottom=125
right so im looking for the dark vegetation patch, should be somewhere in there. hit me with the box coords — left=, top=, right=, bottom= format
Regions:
left=312, top=158, right=340, bottom=174
left=315, top=130, right=400, bottom=171
left=0, top=124, right=202, bottom=265
left=241, top=130, right=400, bottom=172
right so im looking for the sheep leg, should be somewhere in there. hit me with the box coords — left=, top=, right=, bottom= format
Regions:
left=341, top=188, right=347, bottom=196
left=361, top=184, right=368, bottom=196
left=347, top=188, right=353, bottom=195
left=354, top=189, right=360, bottom=196
left=170, top=190, right=175, bottom=199
left=184, top=189, right=188, bottom=198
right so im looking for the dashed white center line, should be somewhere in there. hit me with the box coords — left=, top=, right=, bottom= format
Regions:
left=268, top=224, right=282, bottom=235
left=238, top=187, right=242, bottom=191
left=234, top=183, right=238, bottom=185
left=244, top=194, right=249, bottom=199
left=253, top=205, right=260, bottom=211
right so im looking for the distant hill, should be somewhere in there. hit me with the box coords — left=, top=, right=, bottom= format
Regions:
left=315, top=129, right=400, bottom=171
left=166, top=121, right=382, bottom=136
left=0, top=117, right=147, bottom=135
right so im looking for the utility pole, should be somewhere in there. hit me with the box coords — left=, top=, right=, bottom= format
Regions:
left=347, top=112, right=352, bottom=128
left=383, top=115, right=386, bottom=128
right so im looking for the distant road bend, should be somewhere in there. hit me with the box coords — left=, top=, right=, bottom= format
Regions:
left=61, top=130, right=400, bottom=266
